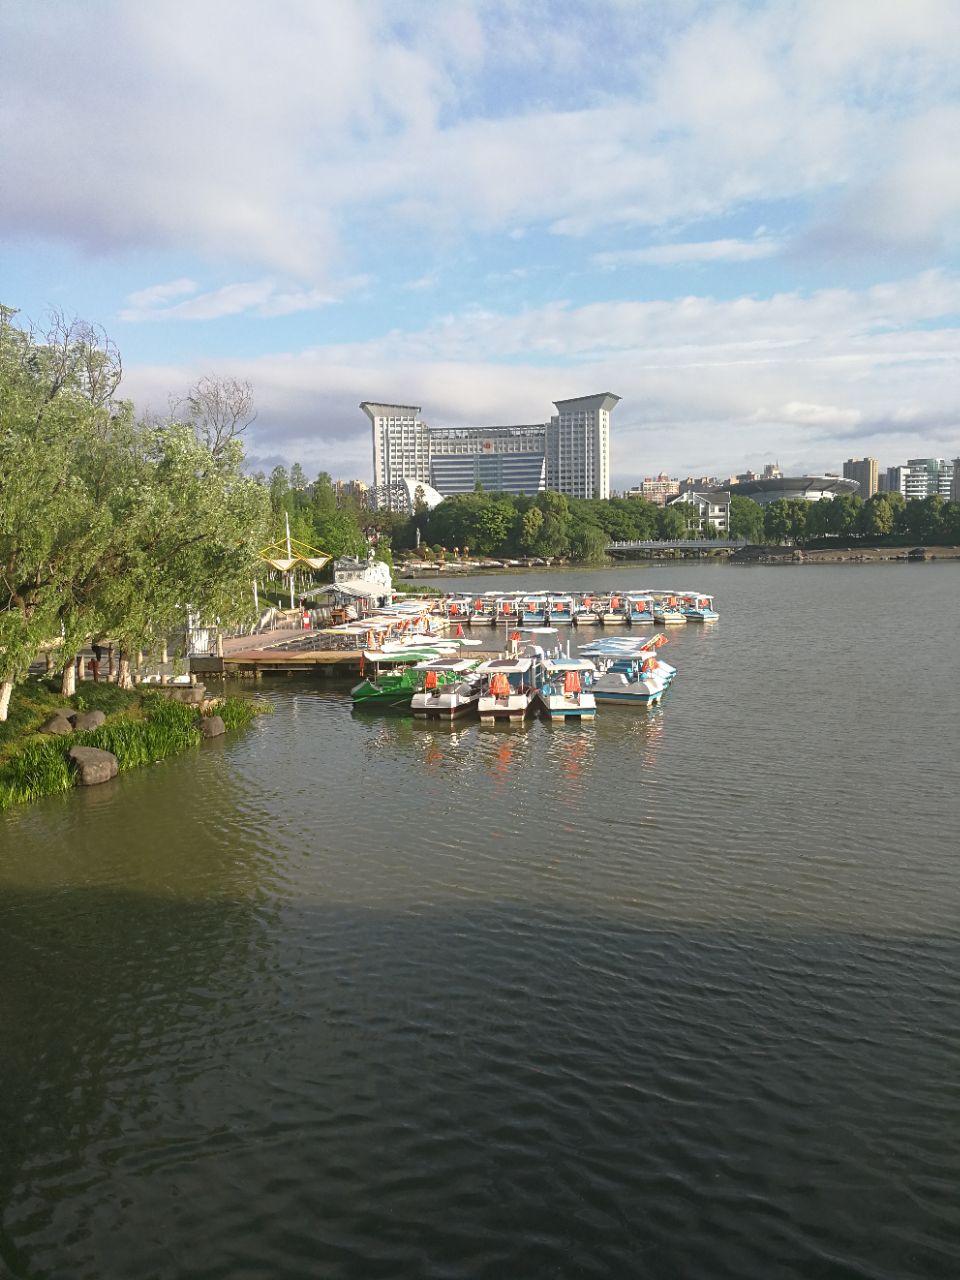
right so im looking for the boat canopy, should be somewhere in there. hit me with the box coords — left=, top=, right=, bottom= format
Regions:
left=412, top=658, right=478, bottom=672
left=476, top=656, right=538, bottom=672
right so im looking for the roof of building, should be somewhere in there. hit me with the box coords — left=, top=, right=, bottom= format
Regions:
left=729, top=475, right=860, bottom=500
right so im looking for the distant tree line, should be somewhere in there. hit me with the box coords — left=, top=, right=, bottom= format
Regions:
left=737, top=490, right=960, bottom=546
left=265, top=471, right=960, bottom=567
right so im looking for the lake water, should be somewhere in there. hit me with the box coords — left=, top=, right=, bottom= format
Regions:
left=2, top=563, right=959, bottom=1279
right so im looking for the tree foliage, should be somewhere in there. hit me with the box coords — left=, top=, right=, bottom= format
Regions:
left=0, top=306, right=271, bottom=718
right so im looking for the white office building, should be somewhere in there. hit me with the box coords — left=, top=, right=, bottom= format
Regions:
left=361, top=394, right=618, bottom=509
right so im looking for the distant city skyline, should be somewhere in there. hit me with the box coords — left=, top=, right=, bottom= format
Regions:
left=2, top=3, right=959, bottom=486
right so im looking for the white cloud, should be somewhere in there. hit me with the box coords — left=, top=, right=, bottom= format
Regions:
left=2, top=1, right=959, bottom=275
left=124, top=278, right=198, bottom=308
left=121, top=269, right=960, bottom=485
left=120, top=275, right=369, bottom=322
left=594, top=238, right=781, bottom=269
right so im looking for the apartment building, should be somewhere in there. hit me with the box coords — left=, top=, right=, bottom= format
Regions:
left=883, top=458, right=954, bottom=499
left=843, top=457, right=878, bottom=500
left=625, top=473, right=680, bottom=506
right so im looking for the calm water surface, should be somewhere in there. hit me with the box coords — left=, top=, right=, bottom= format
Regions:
left=2, top=563, right=959, bottom=1279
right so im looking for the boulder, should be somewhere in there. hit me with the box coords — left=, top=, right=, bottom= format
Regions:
left=69, top=745, right=119, bottom=786
left=39, top=713, right=75, bottom=736
left=73, top=709, right=106, bottom=731
left=199, top=714, right=226, bottom=739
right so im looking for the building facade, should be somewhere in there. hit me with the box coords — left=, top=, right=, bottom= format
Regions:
left=625, top=473, right=680, bottom=506
left=843, top=457, right=878, bottom=500
left=361, top=394, right=618, bottom=509
left=668, top=490, right=731, bottom=533
left=883, top=458, right=954, bottom=500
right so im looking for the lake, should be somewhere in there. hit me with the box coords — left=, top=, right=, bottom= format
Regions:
left=2, top=562, right=959, bottom=1279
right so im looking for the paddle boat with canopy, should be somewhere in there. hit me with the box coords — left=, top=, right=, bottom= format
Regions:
left=625, top=593, right=655, bottom=625
left=410, top=658, right=484, bottom=719
left=521, top=593, right=550, bottom=626
left=680, top=592, right=720, bottom=622
left=573, top=593, right=600, bottom=625
left=652, top=592, right=687, bottom=624
left=476, top=652, right=545, bottom=722
left=547, top=594, right=575, bottom=625
left=598, top=592, right=629, bottom=624
left=351, top=645, right=455, bottom=710
left=537, top=657, right=598, bottom=720
left=579, top=633, right=676, bottom=706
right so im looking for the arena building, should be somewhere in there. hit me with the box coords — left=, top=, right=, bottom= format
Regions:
left=727, top=475, right=861, bottom=505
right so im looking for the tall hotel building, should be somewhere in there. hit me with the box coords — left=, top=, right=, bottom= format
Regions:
left=361, top=394, right=619, bottom=510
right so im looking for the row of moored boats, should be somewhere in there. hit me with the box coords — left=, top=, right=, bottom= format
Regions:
left=351, top=629, right=679, bottom=722
left=443, top=589, right=718, bottom=626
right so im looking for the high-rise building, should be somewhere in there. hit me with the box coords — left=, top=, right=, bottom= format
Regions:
left=843, top=457, right=878, bottom=499
left=885, top=458, right=954, bottom=500
left=952, top=459, right=960, bottom=502
left=361, top=394, right=618, bottom=509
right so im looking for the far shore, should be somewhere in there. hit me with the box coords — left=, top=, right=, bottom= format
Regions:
left=398, top=544, right=960, bottom=576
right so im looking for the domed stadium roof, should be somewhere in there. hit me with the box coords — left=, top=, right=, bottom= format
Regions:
left=728, top=475, right=860, bottom=505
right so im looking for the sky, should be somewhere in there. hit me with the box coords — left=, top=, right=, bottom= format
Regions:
left=2, top=0, right=959, bottom=489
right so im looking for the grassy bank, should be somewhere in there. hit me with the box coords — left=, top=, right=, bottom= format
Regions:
left=0, top=682, right=268, bottom=810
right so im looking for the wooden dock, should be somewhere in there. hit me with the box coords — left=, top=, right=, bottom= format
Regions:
left=192, top=648, right=364, bottom=678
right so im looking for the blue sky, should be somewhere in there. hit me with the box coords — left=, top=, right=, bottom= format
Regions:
left=2, top=0, right=959, bottom=487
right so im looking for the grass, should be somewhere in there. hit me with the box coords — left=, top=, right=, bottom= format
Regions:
left=0, top=678, right=140, bottom=765
left=0, top=739, right=75, bottom=808
left=0, top=685, right=269, bottom=811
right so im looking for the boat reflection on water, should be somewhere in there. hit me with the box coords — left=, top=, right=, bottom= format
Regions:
left=596, top=701, right=666, bottom=766
left=547, top=730, right=594, bottom=790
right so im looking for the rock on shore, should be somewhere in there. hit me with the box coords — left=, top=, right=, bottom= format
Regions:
left=69, top=746, right=119, bottom=786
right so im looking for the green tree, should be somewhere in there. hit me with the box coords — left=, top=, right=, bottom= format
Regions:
left=268, top=465, right=290, bottom=515
left=567, top=521, right=609, bottom=560
left=729, top=495, right=764, bottom=542
left=655, top=506, right=686, bottom=539
left=516, top=505, right=544, bottom=553
left=858, top=493, right=895, bottom=537
left=0, top=308, right=125, bottom=712
left=534, top=513, right=570, bottom=559
left=902, top=494, right=945, bottom=543
left=0, top=304, right=271, bottom=712
left=763, top=499, right=792, bottom=544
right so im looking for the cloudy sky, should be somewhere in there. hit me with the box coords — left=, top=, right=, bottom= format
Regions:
left=2, top=0, right=959, bottom=487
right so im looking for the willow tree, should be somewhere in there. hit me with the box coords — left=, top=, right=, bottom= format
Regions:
left=0, top=307, right=124, bottom=715
left=91, top=421, right=270, bottom=686
left=0, top=305, right=270, bottom=715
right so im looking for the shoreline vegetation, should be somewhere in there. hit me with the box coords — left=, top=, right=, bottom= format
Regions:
left=0, top=682, right=268, bottom=810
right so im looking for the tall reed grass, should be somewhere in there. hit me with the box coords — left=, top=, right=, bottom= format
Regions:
left=0, top=690, right=267, bottom=810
